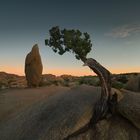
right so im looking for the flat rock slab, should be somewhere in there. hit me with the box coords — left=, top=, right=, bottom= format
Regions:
left=0, top=85, right=100, bottom=140
left=0, top=85, right=140, bottom=140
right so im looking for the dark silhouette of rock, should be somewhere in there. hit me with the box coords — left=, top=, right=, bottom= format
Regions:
left=25, top=44, right=43, bottom=87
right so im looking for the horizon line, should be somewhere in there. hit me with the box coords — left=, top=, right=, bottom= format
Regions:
left=0, top=71, right=139, bottom=77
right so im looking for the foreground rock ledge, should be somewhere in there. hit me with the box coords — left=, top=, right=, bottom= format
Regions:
left=0, top=85, right=140, bottom=140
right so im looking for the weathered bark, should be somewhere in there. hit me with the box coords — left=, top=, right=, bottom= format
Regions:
left=83, top=58, right=116, bottom=126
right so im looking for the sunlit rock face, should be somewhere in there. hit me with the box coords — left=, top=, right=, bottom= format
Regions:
left=25, top=44, right=43, bottom=87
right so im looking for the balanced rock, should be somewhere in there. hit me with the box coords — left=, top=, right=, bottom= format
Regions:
left=25, top=44, right=43, bottom=87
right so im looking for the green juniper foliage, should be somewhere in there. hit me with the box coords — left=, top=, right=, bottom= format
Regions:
left=45, top=26, right=92, bottom=62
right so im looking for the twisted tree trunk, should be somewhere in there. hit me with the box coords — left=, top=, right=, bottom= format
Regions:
left=65, top=58, right=118, bottom=139
left=82, top=58, right=117, bottom=124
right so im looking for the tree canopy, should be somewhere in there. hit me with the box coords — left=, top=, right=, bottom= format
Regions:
left=45, top=26, right=92, bottom=62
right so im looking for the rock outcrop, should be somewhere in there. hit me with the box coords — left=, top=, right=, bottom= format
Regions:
left=0, top=85, right=140, bottom=140
left=0, top=72, right=27, bottom=89
left=125, top=75, right=140, bottom=92
left=25, top=44, right=43, bottom=87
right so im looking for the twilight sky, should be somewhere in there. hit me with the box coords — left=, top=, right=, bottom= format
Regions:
left=0, top=0, right=140, bottom=76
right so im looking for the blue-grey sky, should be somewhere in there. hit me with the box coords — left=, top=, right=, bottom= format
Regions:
left=0, top=0, right=140, bottom=76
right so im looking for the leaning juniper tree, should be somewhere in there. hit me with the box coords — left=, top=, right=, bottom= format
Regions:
left=45, top=26, right=117, bottom=136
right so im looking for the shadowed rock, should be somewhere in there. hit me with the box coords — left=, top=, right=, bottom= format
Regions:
left=25, top=44, right=43, bottom=87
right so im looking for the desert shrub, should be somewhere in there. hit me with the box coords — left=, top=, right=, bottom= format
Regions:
left=0, top=81, right=8, bottom=89
left=39, top=81, right=52, bottom=86
left=51, top=80, right=59, bottom=86
left=95, top=80, right=101, bottom=86
left=57, top=79, right=69, bottom=87
left=62, top=82, right=70, bottom=87
left=39, top=77, right=52, bottom=86
left=112, top=81, right=124, bottom=89
left=40, top=78, right=65, bottom=87
left=7, top=79, right=16, bottom=84
left=78, top=76, right=99, bottom=86
left=117, top=75, right=128, bottom=84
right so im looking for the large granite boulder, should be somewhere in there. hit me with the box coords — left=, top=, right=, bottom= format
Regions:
left=25, top=44, right=43, bottom=87
left=125, top=75, right=140, bottom=92
left=0, top=86, right=140, bottom=140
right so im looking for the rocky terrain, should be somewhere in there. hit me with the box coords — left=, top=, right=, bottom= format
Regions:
left=0, top=85, right=140, bottom=140
left=0, top=71, right=140, bottom=140
left=0, top=72, right=139, bottom=92
left=0, top=72, right=27, bottom=89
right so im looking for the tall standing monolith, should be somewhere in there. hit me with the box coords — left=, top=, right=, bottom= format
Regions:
left=25, top=44, right=43, bottom=87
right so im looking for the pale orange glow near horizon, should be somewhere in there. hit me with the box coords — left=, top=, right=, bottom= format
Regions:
left=0, top=66, right=24, bottom=76
left=1, top=66, right=140, bottom=76
left=109, top=66, right=140, bottom=74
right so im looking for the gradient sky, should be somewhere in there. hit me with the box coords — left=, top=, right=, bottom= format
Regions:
left=0, top=0, right=140, bottom=76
